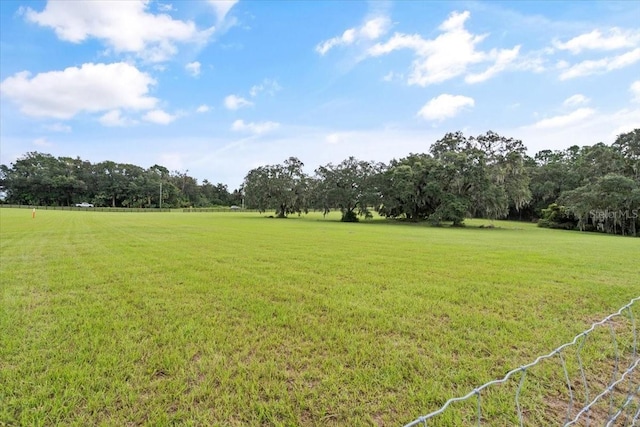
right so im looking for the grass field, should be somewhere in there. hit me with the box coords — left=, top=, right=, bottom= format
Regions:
left=1, top=208, right=638, bottom=426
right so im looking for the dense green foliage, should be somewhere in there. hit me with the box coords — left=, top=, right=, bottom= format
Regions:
left=377, top=131, right=531, bottom=225
left=312, top=157, right=381, bottom=221
left=0, top=153, right=241, bottom=208
left=1, top=209, right=638, bottom=426
left=537, top=203, right=578, bottom=230
left=242, top=157, right=309, bottom=218
left=527, top=130, right=640, bottom=236
left=241, top=129, right=639, bottom=235
left=2, top=129, right=639, bottom=235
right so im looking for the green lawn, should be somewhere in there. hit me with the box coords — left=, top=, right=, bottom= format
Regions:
left=1, top=208, right=638, bottom=426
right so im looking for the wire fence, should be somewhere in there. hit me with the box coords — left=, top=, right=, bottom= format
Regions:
left=404, top=296, right=640, bottom=427
left=0, top=204, right=172, bottom=212
left=0, top=204, right=259, bottom=213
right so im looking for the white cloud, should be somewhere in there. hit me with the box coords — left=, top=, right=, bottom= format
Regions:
left=417, top=94, right=475, bottom=121
left=0, top=62, right=157, bottom=119
left=231, top=119, right=280, bottom=135
left=515, top=108, right=640, bottom=154
left=249, top=79, right=282, bottom=97
left=25, top=0, right=214, bottom=62
left=190, top=125, right=453, bottom=187
left=99, top=109, right=138, bottom=127
left=100, top=109, right=125, bottom=127
left=143, top=109, right=176, bottom=125
left=33, top=137, right=52, bottom=147
left=185, top=61, right=201, bottom=76
left=360, top=16, right=390, bottom=40
left=631, top=81, right=640, bottom=103
left=45, top=123, right=71, bottom=132
left=465, top=45, right=521, bottom=83
left=526, top=108, right=595, bottom=130
left=368, top=33, right=428, bottom=57
left=325, top=131, right=362, bottom=145
left=326, top=132, right=349, bottom=144
left=316, top=16, right=390, bottom=55
left=513, top=52, right=547, bottom=74
left=554, top=28, right=640, bottom=54
left=157, top=3, right=174, bottom=12
left=563, top=94, right=590, bottom=107
left=559, top=48, right=640, bottom=80
left=208, top=0, right=238, bottom=23
left=158, top=152, right=185, bottom=171
left=326, top=133, right=342, bottom=144
left=368, top=11, right=519, bottom=86
left=382, top=71, right=404, bottom=82
left=224, top=94, right=253, bottom=110
left=196, top=104, right=210, bottom=113
left=439, top=9, right=469, bottom=32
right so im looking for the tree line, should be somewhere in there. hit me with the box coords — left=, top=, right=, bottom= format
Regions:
left=1, top=129, right=638, bottom=236
left=0, top=154, right=241, bottom=208
left=242, top=129, right=639, bottom=236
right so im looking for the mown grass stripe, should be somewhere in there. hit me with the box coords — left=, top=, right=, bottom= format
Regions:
left=1, top=208, right=638, bottom=426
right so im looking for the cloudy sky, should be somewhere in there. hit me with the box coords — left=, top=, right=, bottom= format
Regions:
left=1, top=0, right=639, bottom=188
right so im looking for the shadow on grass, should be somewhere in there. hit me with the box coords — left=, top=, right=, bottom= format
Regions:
left=229, top=211, right=526, bottom=231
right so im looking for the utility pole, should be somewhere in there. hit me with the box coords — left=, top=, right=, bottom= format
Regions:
left=159, top=181, right=162, bottom=209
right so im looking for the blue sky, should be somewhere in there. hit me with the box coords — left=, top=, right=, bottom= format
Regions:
left=1, top=0, right=639, bottom=188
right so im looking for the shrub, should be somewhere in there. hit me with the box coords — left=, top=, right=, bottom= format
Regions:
left=537, top=203, right=578, bottom=230
left=341, top=210, right=359, bottom=222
